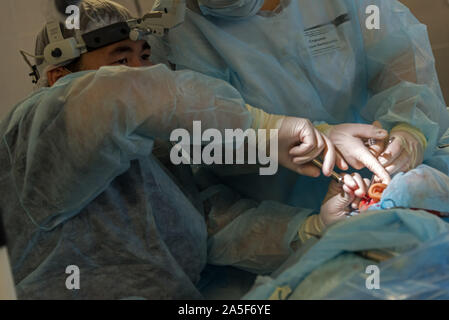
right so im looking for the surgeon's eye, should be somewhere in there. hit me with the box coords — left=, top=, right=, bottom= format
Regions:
left=142, top=54, right=151, bottom=61
left=114, top=58, right=128, bottom=65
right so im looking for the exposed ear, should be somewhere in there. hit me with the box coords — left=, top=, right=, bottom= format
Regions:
left=260, top=0, right=280, bottom=11
left=47, top=67, right=71, bottom=87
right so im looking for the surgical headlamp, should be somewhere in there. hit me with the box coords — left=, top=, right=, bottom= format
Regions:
left=21, top=0, right=186, bottom=84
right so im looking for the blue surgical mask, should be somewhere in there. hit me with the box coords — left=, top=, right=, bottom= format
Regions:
left=198, top=0, right=265, bottom=20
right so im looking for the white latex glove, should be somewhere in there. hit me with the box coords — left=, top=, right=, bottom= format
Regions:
left=279, top=117, right=347, bottom=177
left=326, top=124, right=391, bottom=184
left=319, top=173, right=371, bottom=227
left=378, top=130, right=424, bottom=176
left=246, top=106, right=346, bottom=178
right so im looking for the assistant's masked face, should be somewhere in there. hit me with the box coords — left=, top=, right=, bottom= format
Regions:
left=198, top=0, right=265, bottom=19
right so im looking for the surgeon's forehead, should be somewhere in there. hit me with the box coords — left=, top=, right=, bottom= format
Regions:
left=105, top=39, right=151, bottom=55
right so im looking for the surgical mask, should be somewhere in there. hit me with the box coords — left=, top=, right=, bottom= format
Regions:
left=198, top=0, right=265, bottom=20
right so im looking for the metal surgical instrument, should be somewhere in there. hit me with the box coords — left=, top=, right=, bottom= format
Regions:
left=311, top=158, right=344, bottom=183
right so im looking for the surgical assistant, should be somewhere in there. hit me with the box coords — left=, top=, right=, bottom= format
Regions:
left=148, top=0, right=449, bottom=209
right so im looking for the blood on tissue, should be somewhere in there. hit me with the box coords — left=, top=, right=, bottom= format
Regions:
left=358, top=182, right=449, bottom=218
left=359, top=183, right=388, bottom=211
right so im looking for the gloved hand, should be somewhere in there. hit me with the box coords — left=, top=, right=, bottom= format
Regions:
left=319, top=173, right=371, bottom=226
left=297, top=173, right=370, bottom=242
left=378, top=123, right=425, bottom=176
left=279, top=117, right=347, bottom=177
left=246, top=105, right=346, bottom=178
left=322, top=123, right=391, bottom=184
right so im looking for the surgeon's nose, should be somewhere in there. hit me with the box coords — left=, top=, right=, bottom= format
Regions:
left=128, top=58, right=145, bottom=68
left=128, top=56, right=153, bottom=67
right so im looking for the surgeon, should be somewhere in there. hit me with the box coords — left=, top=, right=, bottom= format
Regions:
left=148, top=0, right=449, bottom=210
left=0, top=0, right=367, bottom=299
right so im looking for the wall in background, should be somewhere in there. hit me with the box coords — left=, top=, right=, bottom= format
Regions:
left=0, top=0, right=447, bottom=121
left=400, top=0, right=449, bottom=106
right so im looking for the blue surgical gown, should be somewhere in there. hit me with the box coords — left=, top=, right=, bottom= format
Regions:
left=148, top=0, right=449, bottom=209
left=0, top=64, right=258, bottom=299
left=1, top=63, right=318, bottom=298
